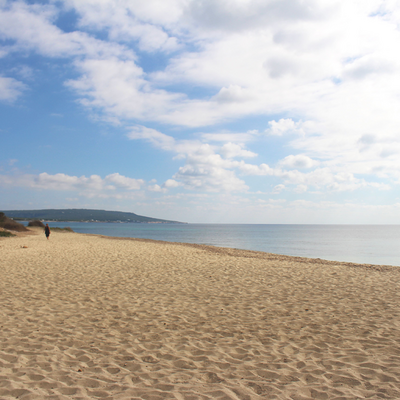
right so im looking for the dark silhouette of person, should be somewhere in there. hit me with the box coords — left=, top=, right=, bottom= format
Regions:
left=44, top=223, right=50, bottom=240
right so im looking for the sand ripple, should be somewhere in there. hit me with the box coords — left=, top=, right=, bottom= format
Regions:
left=1, top=230, right=400, bottom=399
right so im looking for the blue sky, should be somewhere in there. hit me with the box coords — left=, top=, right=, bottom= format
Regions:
left=1, top=0, right=400, bottom=223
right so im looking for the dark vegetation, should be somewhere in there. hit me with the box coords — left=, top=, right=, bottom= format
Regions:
left=0, top=213, right=74, bottom=235
left=0, top=230, right=15, bottom=237
left=51, top=227, right=74, bottom=232
left=3, top=209, right=182, bottom=223
left=28, top=220, right=45, bottom=228
left=0, top=212, right=28, bottom=232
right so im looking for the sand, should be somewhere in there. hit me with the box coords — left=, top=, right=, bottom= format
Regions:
left=1, top=229, right=400, bottom=400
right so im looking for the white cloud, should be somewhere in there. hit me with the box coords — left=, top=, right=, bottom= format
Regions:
left=127, top=125, right=206, bottom=158
left=342, top=54, right=398, bottom=81
left=183, top=0, right=331, bottom=33
left=76, top=4, right=180, bottom=53
left=139, top=132, right=388, bottom=194
left=36, top=173, right=100, bottom=191
left=4, top=0, right=400, bottom=134
left=61, top=0, right=184, bottom=36
left=212, top=85, right=254, bottom=103
left=173, top=144, right=248, bottom=192
left=220, top=142, right=257, bottom=159
left=278, top=154, right=317, bottom=169
left=0, top=172, right=144, bottom=194
left=233, top=158, right=391, bottom=192
left=294, top=184, right=308, bottom=193
left=12, top=65, right=34, bottom=80
left=66, top=58, right=186, bottom=124
left=126, top=126, right=258, bottom=193
left=266, top=118, right=303, bottom=136
left=201, top=131, right=257, bottom=143
left=272, top=184, right=285, bottom=194
left=0, top=1, right=131, bottom=59
left=238, top=162, right=273, bottom=176
left=163, top=179, right=181, bottom=188
left=276, top=167, right=391, bottom=192
left=174, top=163, right=248, bottom=192
left=4, top=0, right=398, bottom=140
left=148, top=184, right=166, bottom=192
left=127, top=125, right=176, bottom=151
left=0, top=76, right=25, bottom=102
left=2, top=0, right=400, bottom=211
left=105, top=173, right=144, bottom=190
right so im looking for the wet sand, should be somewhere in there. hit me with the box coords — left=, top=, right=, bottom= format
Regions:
left=1, top=229, right=400, bottom=399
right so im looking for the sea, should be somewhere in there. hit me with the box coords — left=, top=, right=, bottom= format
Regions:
left=29, top=222, right=400, bottom=267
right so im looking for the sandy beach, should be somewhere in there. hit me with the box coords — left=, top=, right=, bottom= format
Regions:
left=1, top=229, right=400, bottom=400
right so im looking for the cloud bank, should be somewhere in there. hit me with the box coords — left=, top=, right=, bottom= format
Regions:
left=1, top=0, right=400, bottom=222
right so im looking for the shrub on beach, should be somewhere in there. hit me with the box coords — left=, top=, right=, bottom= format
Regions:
left=0, top=230, right=15, bottom=237
left=0, top=212, right=28, bottom=232
left=52, top=227, right=74, bottom=232
left=28, top=220, right=45, bottom=228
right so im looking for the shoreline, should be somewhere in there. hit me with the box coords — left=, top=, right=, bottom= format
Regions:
left=5, top=226, right=400, bottom=270
left=1, top=229, right=400, bottom=399
left=98, top=233, right=399, bottom=271
left=23, top=221, right=400, bottom=267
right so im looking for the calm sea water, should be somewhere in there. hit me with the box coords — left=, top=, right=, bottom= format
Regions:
left=33, top=222, right=400, bottom=267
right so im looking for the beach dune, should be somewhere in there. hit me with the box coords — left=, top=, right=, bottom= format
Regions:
left=1, top=229, right=400, bottom=399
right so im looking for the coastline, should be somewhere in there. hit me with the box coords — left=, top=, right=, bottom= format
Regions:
left=21, top=221, right=400, bottom=266
left=1, top=229, right=400, bottom=399
left=100, top=234, right=399, bottom=272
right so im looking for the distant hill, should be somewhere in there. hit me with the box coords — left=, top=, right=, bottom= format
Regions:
left=2, top=209, right=183, bottom=224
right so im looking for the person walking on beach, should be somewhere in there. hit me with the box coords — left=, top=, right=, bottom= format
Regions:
left=44, top=223, right=50, bottom=240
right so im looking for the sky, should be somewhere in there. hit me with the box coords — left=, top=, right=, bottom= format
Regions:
left=1, top=0, right=400, bottom=224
